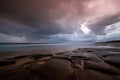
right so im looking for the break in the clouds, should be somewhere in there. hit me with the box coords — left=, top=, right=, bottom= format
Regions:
left=0, top=0, right=120, bottom=43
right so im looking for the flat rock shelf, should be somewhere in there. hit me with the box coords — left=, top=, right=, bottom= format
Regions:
left=0, top=48, right=120, bottom=80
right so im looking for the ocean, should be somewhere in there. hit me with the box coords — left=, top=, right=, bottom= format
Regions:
left=0, top=43, right=115, bottom=58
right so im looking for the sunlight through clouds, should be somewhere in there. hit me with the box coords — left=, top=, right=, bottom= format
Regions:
left=80, top=23, right=91, bottom=34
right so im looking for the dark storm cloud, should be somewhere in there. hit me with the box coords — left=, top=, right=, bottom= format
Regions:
left=0, top=0, right=120, bottom=42
left=0, top=0, right=89, bottom=35
left=87, top=13, right=120, bottom=35
left=0, top=0, right=65, bottom=35
left=0, top=18, right=62, bottom=41
left=0, top=0, right=92, bottom=41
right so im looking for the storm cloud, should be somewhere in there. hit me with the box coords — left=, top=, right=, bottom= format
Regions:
left=0, top=0, right=120, bottom=43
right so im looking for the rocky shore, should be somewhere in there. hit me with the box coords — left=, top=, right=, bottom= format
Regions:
left=0, top=47, right=120, bottom=80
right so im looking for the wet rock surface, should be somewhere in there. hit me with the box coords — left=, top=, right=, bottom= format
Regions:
left=0, top=59, right=15, bottom=66
left=0, top=47, right=120, bottom=80
left=30, top=59, right=73, bottom=80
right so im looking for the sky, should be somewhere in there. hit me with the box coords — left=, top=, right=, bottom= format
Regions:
left=0, top=0, right=120, bottom=43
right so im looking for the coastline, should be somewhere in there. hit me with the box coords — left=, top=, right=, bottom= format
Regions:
left=0, top=45, right=120, bottom=80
